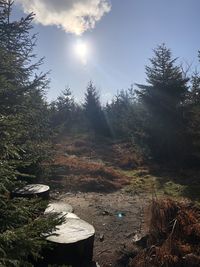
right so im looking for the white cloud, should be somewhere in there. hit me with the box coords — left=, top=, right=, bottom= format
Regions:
left=16, top=0, right=111, bottom=35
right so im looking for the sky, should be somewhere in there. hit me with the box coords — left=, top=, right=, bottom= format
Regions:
left=14, top=0, right=200, bottom=103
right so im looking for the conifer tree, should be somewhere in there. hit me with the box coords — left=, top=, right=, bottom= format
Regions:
left=185, top=70, right=200, bottom=164
left=106, top=87, right=136, bottom=138
left=0, top=0, right=51, bottom=165
left=84, top=82, right=110, bottom=136
left=50, top=87, right=76, bottom=129
left=0, top=1, right=59, bottom=266
left=136, top=44, right=189, bottom=162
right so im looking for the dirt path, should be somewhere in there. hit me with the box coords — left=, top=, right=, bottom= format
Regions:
left=51, top=190, right=149, bottom=266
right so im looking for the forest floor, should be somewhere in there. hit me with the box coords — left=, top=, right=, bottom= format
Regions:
left=43, top=133, right=200, bottom=267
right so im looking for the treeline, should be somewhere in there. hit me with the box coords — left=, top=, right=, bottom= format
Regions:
left=51, top=45, right=200, bottom=168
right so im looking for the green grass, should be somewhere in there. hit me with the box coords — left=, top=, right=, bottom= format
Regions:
left=123, top=169, right=200, bottom=204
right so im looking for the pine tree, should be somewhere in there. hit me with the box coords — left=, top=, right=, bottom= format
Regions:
left=84, top=81, right=110, bottom=136
left=106, top=87, right=136, bottom=138
left=0, top=1, right=60, bottom=265
left=50, top=87, right=76, bottom=130
left=136, top=44, right=189, bottom=162
left=185, top=70, right=200, bottom=165
left=0, top=0, right=51, bottom=166
left=189, top=70, right=200, bottom=104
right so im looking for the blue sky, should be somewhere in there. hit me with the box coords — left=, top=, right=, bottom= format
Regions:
left=14, top=0, right=200, bottom=103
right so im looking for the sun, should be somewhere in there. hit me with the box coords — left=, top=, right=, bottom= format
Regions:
left=74, top=40, right=88, bottom=65
left=75, top=41, right=87, bottom=58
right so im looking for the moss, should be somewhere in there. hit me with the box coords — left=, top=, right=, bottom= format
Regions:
left=123, top=169, right=200, bottom=203
left=162, top=180, right=186, bottom=197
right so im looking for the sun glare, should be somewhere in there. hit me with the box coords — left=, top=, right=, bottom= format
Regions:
left=74, top=40, right=88, bottom=65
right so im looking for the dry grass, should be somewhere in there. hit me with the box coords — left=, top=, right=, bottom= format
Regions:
left=49, top=154, right=130, bottom=192
left=129, top=199, right=200, bottom=267
left=53, top=134, right=143, bottom=168
left=44, top=134, right=141, bottom=192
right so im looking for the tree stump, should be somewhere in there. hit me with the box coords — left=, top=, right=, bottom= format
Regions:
left=44, top=201, right=73, bottom=214
left=45, top=216, right=95, bottom=267
left=12, top=184, right=50, bottom=200
left=63, top=212, right=80, bottom=219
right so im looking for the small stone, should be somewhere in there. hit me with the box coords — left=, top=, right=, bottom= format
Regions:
left=102, top=210, right=110, bottom=215
left=99, top=234, right=104, bottom=242
left=133, top=233, right=149, bottom=248
left=126, top=232, right=135, bottom=238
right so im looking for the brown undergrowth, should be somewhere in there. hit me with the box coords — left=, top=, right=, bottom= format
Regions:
left=129, top=199, right=200, bottom=267
left=53, top=134, right=143, bottom=167
left=45, top=134, right=136, bottom=192
left=51, top=155, right=130, bottom=192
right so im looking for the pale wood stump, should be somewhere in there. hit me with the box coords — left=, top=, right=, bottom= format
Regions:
left=44, top=201, right=73, bottom=214
left=12, top=184, right=50, bottom=200
left=45, top=216, right=95, bottom=267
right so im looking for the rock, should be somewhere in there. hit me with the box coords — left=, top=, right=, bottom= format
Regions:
left=125, top=232, right=135, bottom=238
left=133, top=233, right=149, bottom=248
left=100, top=234, right=104, bottom=242
left=102, top=210, right=110, bottom=216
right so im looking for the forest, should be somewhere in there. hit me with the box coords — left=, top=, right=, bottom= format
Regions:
left=0, top=1, right=200, bottom=267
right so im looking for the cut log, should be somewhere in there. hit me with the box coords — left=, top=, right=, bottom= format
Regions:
left=44, top=201, right=73, bottom=214
left=47, top=217, right=94, bottom=244
left=12, top=184, right=50, bottom=200
left=45, top=217, right=95, bottom=267
left=46, top=210, right=80, bottom=219
left=64, top=212, right=80, bottom=219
